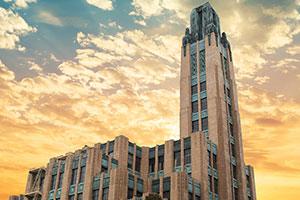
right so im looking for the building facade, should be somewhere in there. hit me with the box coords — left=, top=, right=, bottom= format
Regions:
left=10, top=3, right=256, bottom=200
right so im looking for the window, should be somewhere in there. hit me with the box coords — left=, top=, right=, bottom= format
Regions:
left=200, top=81, right=206, bottom=92
left=188, top=192, right=193, bottom=200
left=149, top=158, right=155, bottom=173
left=207, top=150, right=211, bottom=166
left=102, top=188, right=109, bottom=200
left=137, top=178, right=143, bottom=197
left=192, top=101, right=198, bottom=113
left=231, top=143, right=236, bottom=157
left=227, top=88, right=231, bottom=98
left=71, top=168, right=77, bottom=185
left=184, top=138, right=191, bottom=165
left=201, top=97, right=207, bottom=110
left=135, top=156, right=141, bottom=172
left=50, top=174, right=56, bottom=190
left=152, top=179, right=160, bottom=193
left=213, top=154, right=217, bottom=169
left=230, top=123, right=234, bottom=135
left=79, top=166, right=86, bottom=183
left=128, top=173, right=134, bottom=199
left=58, top=172, right=63, bottom=188
left=214, top=178, right=218, bottom=194
left=163, top=177, right=171, bottom=200
left=192, top=120, right=199, bottom=132
left=233, top=165, right=237, bottom=179
left=173, top=140, right=181, bottom=167
left=149, top=148, right=155, bottom=173
left=191, top=85, right=198, bottom=95
left=209, top=175, right=213, bottom=191
left=127, top=188, right=134, bottom=199
left=100, top=143, right=106, bottom=154
left=108, top=141, right=114, bottom=156
left=101, top=155, right=108, bottom=173
left=92, top=190, right=99, bottom=200
left=201, top=117, right=208, bottom=131
left=228, top=104, right=233, bottom=117
left=68, top=195, right=74, bottom=200
left=77, top=193, right=83, bottom=200
left=158, top=145, right=164, bottom=171
left=234, top=187, right=239, bottom=200
left=128, top=153, right=133, bottom=169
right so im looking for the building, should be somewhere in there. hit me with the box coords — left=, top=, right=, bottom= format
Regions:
left=9, top=2, right=256, bottom=200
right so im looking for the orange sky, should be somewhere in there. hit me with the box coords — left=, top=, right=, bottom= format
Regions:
left=1, top=0, right=300, bottom=200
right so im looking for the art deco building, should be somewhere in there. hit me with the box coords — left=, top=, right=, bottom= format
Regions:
left=10, top=2, right=256, bottom=200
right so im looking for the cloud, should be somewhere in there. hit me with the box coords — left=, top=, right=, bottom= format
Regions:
left=131, top=0, right=163, bottom=18
left=86, top=0, right=113, bottom=11
left=254, top=76, right=270, bottom=85
left=36, top=11, right=63, bottom=26
left=134, top=19, right=146, bottom=26
left=4, top=0, right=37, bottom=9
left=0, top=7, right=37, bottom=51
left=28, top=61, right=43, bottom=72
left=108, top=21, right=122, bottom=29
left=286, top=45, right=300, bottom=55
left=0, top=60, right=15, bottom=80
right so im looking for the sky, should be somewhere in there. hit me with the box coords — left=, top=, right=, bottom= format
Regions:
left=0, top=0, right=299, bottom=199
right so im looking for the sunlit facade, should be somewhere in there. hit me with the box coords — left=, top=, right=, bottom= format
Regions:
left=9, top=2, right=256, bottom=200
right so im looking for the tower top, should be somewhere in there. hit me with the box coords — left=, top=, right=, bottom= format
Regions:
left=185, top=2, right=221, bottom=44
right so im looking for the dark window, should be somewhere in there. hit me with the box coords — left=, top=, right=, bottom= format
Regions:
left=79, top=166, right=86, bottom=183
left=158, top=156, right=164, bottom=171
left=234, top=187, right=239, bottom=200
left=137, top=178, right=143, bottom=196
left=100, top=143, right=106, bottom=154
left=207, top=150, right=211, bottom=166
left=228, top=104, right=233, bottom=117
left=50, top=174, right=56, bottom=190
left=233, top=165, right=237, bottom=179
left=77, top=193, right=83, bottom=200
left=174, top=151, right=181, bottom=167
left=128, top=153, right=133, bottom=169
left=69, top=195, right=74, bottom=200
left=214, top=178, right=218, bottom=194
left=188, top=192, right=193, bottom=200
left=135, top=156, right=141, bottom=172
left=58, top=172, right=63, bottom=188
left=152, top=179, right=160, bottom=193
left=173, top=140, right=181, bottom=167
left=201, top=97, right=207, bottom=110
left=200, top=81, right=206, bottom=92
left=230, top=123, right=234, bottom=135
left=102, top=187, right=109, bottom=200
left=209, top=175, right=213, bottom=191
left=227, top=88, right=231, bottom=98
left=108, top=141, right=114, bottom=156
left=184, top=149, right=191, bottom=165
left=192, top=101, right=198, bottom=113
left=149, top=158, right=155, bottom=173
left=127, top=188, right=134, bottom=199
left=71, top=168, right=77, bottom=185
left=231, top=143, right=236, bottom=157
left=158, top=145, right=164, bottom=171
left=201, top=117, right=208, bottom=131
left=149, top=147, right=155, bottom=173
left=163, top=177, right=171, bottom=200
left=192, top=120, right=199, bottom=132
left=92, top=190, right=99, bottom=200
left=213, top=154, right=217, bottom=169
left=191, top=85, right=198, bottom=95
